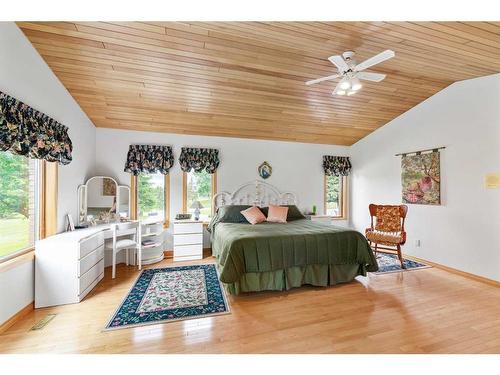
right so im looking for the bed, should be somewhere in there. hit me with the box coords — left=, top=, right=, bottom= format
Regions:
left=209, top=181, right=378, bottom=294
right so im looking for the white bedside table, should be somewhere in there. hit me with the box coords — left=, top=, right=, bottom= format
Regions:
left=305, top=215, right=333, bottom=225
left=173, top=220, right=204, bottom=262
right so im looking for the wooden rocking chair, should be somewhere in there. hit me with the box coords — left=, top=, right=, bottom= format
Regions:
left=365, top=204, right=408, bottom=268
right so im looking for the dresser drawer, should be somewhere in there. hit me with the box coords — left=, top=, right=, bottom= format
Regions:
left=79, top=259, right=104, bottom=294
left=173, top=233, right=203, bottom=246
left=174, top=244, right=202, bottom=258
left=174, top=222, right=203, bottom=234
left=78, top=245, right=104, bottom=277
left=79, top=232, right=104, bottom=259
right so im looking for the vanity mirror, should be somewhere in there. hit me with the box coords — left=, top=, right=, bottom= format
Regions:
left=78, top=176, right=130, bottom=224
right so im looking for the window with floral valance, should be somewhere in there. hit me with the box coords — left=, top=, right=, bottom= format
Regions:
left=323, top=156, right=350, bottom=219
left=124, top=145, right=173, bottom=226
left=0, top=90, right=73, bottom=165
left=123, top=145, right=174, bottom=175
left=322, top=156, right=351, bottom=176
left=179, top=147, right=219, bottom=221
left=179, top=147, right=220, bottom=174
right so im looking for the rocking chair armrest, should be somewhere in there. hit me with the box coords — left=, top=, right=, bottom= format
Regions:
left=365, top=228, right=374, bottom=235
left=401, top=231, right=407, bottom=245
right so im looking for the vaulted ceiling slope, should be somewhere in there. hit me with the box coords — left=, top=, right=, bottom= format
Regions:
left=18, top=22, right=500, bottom=145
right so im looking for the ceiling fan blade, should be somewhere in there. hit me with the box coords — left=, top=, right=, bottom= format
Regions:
left=305, top=74, right=340, bottom=85
left=354, top=50, right=395, bottom=72
left=356, top=71, right=387, bottom=82
left=328, top=55, right=349, bottom=73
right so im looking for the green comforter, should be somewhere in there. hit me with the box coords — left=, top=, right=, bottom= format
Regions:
left=211, top=219, right=378, bottom=284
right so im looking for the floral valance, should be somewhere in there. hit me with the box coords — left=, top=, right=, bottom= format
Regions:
left=323, top=156, right=352, bottom=176
left=124, top=145, right=174, bottom=175
left=179, top=147, right=220, bottom=174
left=0, top=90, right=73, bottom=164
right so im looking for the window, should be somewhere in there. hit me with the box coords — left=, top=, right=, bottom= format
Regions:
left=134, top=173, right=169, bottom=226
left=0, top=152, right=39, bottom=261
left=324, top=175, right=347, bottom=219
left=183, top=170, right=216, bottom=222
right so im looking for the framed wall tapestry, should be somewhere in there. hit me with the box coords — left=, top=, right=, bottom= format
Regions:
left=401, top=151, right=441, bottom=205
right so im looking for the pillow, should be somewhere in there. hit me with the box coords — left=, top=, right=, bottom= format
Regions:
left=217, top=205, right=252, bottom=223
left=267, top=205, right=289, bottom=223
left=240, top=206, right=266, bottom=225
left=260, top=205, right=304, bottom=221
left=284, top=205, right=305, bottom=221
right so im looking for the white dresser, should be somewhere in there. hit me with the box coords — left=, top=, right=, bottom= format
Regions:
left=306, top=215, right=333, bottom=225
left=35, top=228, right=105, bottom=308
left=173, top=220, right=203, bottom=262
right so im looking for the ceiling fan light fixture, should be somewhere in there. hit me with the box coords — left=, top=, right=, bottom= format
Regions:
left=339, top=78, right=351, bottom=90
left=347, top=90, right=357, bottom=96
left=336, top=90, right=346, bottom=96
left=351, top=78, right=362, bottom=91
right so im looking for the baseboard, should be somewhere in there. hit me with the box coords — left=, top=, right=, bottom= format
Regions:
left=404, top=254, right=500, bottom=288
left=0, top=302, right=34, bottom=335
left=164, top=248, right=212, bottom=259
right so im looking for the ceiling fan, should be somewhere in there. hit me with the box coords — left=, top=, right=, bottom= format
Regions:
left=306, top=49, right=395, bottom=96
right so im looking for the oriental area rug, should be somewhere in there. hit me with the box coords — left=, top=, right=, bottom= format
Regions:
left=105, top=264, right=230, bottom=330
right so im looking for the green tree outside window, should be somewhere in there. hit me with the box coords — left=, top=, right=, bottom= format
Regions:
left=186, top=170, right=213, bottom=219
left=137, top=173, right=165, bottom=222
left=325, top=175, right=342, bottom=217
left=0, top=151, right=36, bottom=258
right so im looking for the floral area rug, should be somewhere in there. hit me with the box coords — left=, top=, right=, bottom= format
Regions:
left=374, top=253, right=431, bottom=274
left=105, top=264, right=230, bottom=330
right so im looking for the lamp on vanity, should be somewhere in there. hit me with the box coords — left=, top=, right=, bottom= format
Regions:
left=190, top=201, right=204, bottom=221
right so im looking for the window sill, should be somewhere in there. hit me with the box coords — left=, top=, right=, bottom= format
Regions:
left=331, top=216, right=348, bottom=221
left=0, top=249, right=35, bottom=273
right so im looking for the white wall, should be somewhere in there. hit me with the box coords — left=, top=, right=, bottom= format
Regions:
left=0, top=261, right=34, bottom=325
left=350, top=73, right=500, bottom=281
left=95, top=128, right=350, bottom=248
left=0, top=22, right=96, bottom=325
left=0, top=22, right=97, bottom=232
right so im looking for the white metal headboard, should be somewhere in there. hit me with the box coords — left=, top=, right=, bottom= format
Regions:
left=213, top=180, right=298, bottom=210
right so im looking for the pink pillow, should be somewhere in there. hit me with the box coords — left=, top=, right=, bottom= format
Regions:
left=241, top=206, right=266, bottom=225
left=267, top=205, right=288, bottom=223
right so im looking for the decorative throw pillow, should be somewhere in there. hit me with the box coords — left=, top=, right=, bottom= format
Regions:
left=284, top=205, right=305, bottom=221
left=267, top=205, right=289, bottom=223
left=218, top=205, right=252, bottom=223
left=259, top=205, right=304, bottom=221
left=240, top=206, right=266, bottom=225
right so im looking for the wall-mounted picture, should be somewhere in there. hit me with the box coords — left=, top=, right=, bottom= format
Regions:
left=402, top=152, right=441, bottom=205
left=258, top=161, right=272, bottom=179
left=102, top=177, right=116, bottom=196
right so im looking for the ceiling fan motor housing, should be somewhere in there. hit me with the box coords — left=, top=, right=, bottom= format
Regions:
left=342, top=51, right=357, bottom=70
left=305, top=49, right=394, bottom=88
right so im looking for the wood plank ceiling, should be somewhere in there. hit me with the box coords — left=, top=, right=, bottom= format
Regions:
left=18, top=22, right=500, bottom=145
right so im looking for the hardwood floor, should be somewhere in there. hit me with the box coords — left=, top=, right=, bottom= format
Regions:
left=2, top=257, right=500, bottom=354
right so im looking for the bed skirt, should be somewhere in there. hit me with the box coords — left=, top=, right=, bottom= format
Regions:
left=221, top=263, right=368, bottom=295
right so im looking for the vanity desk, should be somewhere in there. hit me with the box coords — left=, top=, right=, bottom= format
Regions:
left=76, top=176, right=165, bottom=266
left=35, top=175, right=165, bottom=308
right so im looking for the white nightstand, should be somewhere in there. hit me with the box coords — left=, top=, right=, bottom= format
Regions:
left=305, top=215, right=332, bottom=225
left=173, top=220, right=204, bottom=262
